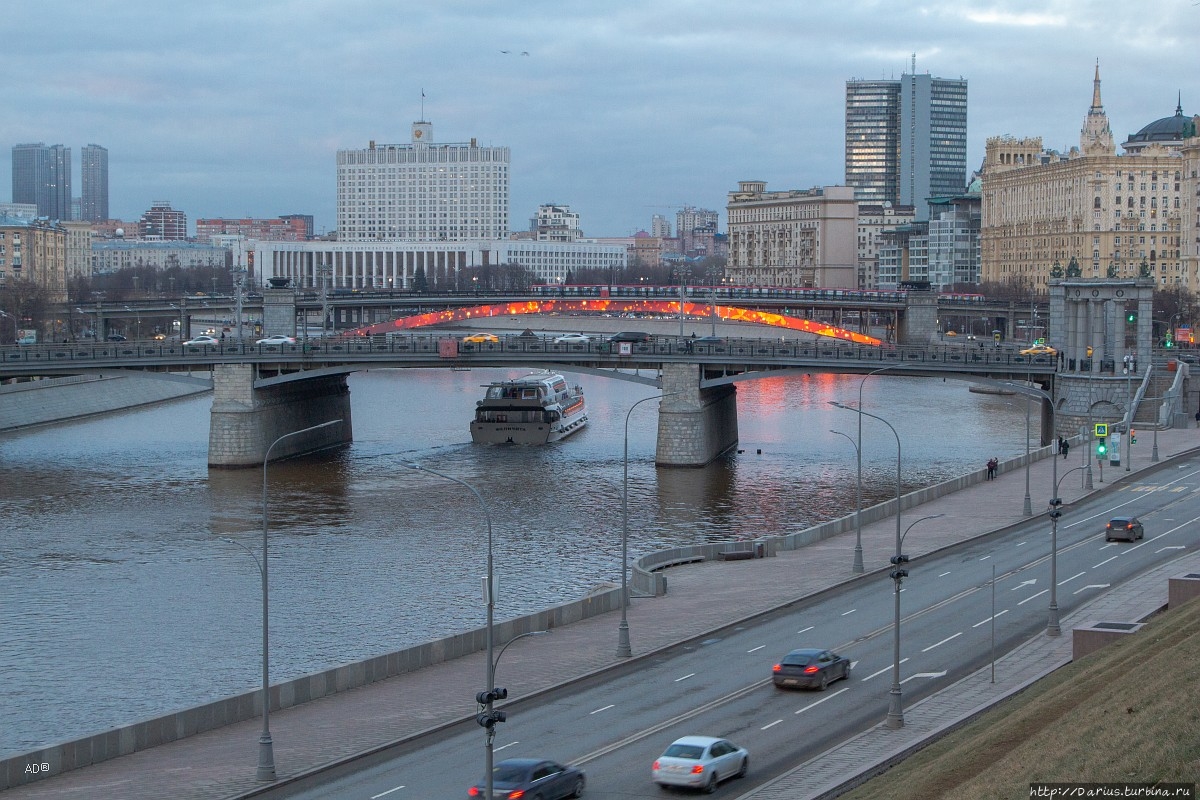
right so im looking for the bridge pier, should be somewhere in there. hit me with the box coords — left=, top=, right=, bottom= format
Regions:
left=656, top=363, right=739, bottom=467
left=208, top=364, right=353, bottom=467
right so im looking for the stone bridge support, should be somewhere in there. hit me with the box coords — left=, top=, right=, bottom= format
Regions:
left=208, top=364, right=353, bottom=467
left=656, top=363, right=739, bottom=467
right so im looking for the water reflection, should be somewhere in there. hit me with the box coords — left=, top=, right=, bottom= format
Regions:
left=0, top=367, right=1035, bottom=756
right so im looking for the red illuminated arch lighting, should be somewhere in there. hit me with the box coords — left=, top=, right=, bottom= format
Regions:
left=344, top=299, right=882, bottom=346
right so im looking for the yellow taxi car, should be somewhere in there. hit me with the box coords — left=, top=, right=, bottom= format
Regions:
left=461, top=332, right=500, bottom=344
left=944, top=330, right=957, bottom=337
left=1020, top=344, right=1056, bottom=356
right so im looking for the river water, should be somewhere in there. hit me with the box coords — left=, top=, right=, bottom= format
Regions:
left=0, top=368, right=1034, bottom=756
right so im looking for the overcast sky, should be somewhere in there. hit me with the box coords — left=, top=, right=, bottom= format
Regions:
left=3, top=1, right=1197, bottom=238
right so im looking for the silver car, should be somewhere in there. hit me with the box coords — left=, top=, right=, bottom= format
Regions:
left=652, top=735, right=748, bottom=792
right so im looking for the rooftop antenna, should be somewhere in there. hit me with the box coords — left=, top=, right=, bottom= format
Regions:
left=911, top=53, right=916, bottom=74
left=420, top=88, right=425, bottom=120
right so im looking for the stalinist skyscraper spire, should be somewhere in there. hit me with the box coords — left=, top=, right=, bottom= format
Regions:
left=1080, top=60, right=1115, bottom=155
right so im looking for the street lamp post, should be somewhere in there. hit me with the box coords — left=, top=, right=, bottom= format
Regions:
left=618, top=392, right=678, bottom=658
left=845, top=365, right=900, bottom=573
left=829, top=400, right=906, bottom=727
left=402, top=462, right=499, bottom=799
left=232, top=267, right=248, bottom=344
left=252, top=418, right=342, bottom=781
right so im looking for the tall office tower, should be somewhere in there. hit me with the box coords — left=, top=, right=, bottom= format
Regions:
left=845, top=72, right=968, bottom=220
left=844, top=80, right=901, bottom=207
left=650, top=214, right=671, bottom=238
left=12, top=143, right=73, bottom=220
left=336, top=120, right=510, bottom=242
left=81, top=144, right=109, bottom=222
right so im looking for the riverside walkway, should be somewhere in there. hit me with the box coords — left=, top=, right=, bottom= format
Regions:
left=7, top=425, right=1200, bottom=800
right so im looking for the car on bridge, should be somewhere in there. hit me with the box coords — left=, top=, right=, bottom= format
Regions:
left=609, top=331, right=652, bottom=343
left=462, top=332, right=500, bottom=344
left=183, top=335, right=220, bottom=347
left=1020, top=344, right=1056, bottom=356
left=256, top=335, right=297, bottom=345
left=553, top=333, right=592, bottom=344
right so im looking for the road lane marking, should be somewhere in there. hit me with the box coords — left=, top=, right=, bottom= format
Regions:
left=675, top=673, right=695, bottom=682
left=922, top=632, right=963, bottom=652
left=797, top=626, right=814, bottom=634
left=1157, top=545, right=1186, bottom=553
left=938, top=571, right=952, bottom=577
left=1093, top=556, right=1118, bottom=568
left=762, top=719, right=783, bottom=730
left=747, top=645, right=766, bottom=653
left=1016, top=541, right=1027, bottom=547
left=1012, top=579, right=1037, bottom=590
left=495, top=741, right=520, bottom=751
left=841, top=608, right=856, bottom=616
left=1018, top=589, right=1048, bottom=605
left=979, top=555, right=991, bottom=561
left=973, top=609, right=1009, bottom=628
left=901, top=671, right=947, bottom=684
left=372, top=786, right=406, bottom=799
left=794, top=687, right=849, bottom=714
left=862, top=658, right=908, bottom=681
left=1058, top=571, right=1086, bottom=586
left=590, top=704, right=614, bottom=714
left=1074, top=583, right=1111, bottom=595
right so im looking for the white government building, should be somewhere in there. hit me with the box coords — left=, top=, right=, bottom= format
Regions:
left=255, top=120, right=625, bottom=288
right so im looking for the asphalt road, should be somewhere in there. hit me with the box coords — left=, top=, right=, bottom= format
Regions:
left=253, top=456, right=1200, bottom=799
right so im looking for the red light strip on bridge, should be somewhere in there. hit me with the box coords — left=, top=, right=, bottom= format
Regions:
left=346, top=300, right=882, bottom=346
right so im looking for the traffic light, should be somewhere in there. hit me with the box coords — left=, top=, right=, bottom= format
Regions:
left=1131, top=429, right=1137, bottom=444
left=1048, top=498, right=1063, bottom=519
left=476, top=710, right=507, bottom=729
left=889, top=568, right=909, bottom=580
left=476, top=687, right=508, bottom=705
left=889, top=554, right=910, bottom=565
left=1097, top=441, right=1107, bottom=458
left=1127, top=311, right=1137, bottom=324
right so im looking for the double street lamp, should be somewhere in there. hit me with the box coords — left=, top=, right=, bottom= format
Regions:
left=221, top=418, right=342, bottom=782
left=402, top=461, right=502, bottom=799
left=618, top=392, right=679, bottom=658
left=829, top=400, right=907, bottom=727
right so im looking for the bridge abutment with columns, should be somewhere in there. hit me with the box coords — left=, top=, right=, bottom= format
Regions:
left=656, top=363, right=739, bottom=466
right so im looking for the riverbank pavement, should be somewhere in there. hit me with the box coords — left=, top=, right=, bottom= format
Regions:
left=8, top=426, right=1200, bottom=800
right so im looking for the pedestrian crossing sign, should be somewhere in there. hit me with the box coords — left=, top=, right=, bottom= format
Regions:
left=1095, top=423, right=1108, bottom=437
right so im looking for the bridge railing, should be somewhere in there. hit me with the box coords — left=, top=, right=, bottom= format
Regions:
left=1, top=332, right=1060, bottom=376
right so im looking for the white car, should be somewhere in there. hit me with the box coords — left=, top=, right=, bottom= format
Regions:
left=256, top=335, right=297, bottom=346
left=553, top=333, right=592, bottom=344
left=183, top=335, right=220, bottom=346
left=652, top=735, right=748, bottom=792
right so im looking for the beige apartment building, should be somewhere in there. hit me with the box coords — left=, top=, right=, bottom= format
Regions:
left=981, top=66, right=1198, bottom=290
left=725, top=181, right=857, bottom=287
left=0, top=217, right=68, bottom=301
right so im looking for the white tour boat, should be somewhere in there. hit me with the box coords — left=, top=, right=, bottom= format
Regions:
left=470, top=371, right=588, bottom=444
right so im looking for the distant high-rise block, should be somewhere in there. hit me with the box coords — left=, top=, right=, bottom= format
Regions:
left=12, top=143, right=72, bottom=220
left=845, top=73, right=968, bottom=221
left=81, top=144, right=109, bottom=222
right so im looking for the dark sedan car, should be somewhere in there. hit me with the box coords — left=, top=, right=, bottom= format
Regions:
left=772, top=647, right=851, bottom=690
left=1105, top=516, right=1144, bottom=542
left=468, top=757, right=585, bottom=799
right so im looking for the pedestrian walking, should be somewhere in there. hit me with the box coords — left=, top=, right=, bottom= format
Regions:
left=1057, top=436, right=1065, bottom=454
left=1061, top=439, right=1070, bottom=459
left=986, top=457, right=998, bottom=480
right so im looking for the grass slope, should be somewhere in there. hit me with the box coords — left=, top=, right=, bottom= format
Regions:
left=839, top=597, right=1200, bottom=799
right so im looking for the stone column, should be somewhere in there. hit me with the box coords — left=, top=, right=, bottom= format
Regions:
left=655, top=363, right=739, bottom=467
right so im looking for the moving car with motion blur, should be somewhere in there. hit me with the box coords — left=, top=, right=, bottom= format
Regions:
left=462, top=332, right=500, bottom=344
left=651, top=735, right=748, bottom=792
left=771, top=647, right=851, bottom=690
left=467, top=757, right=585, bottom=799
